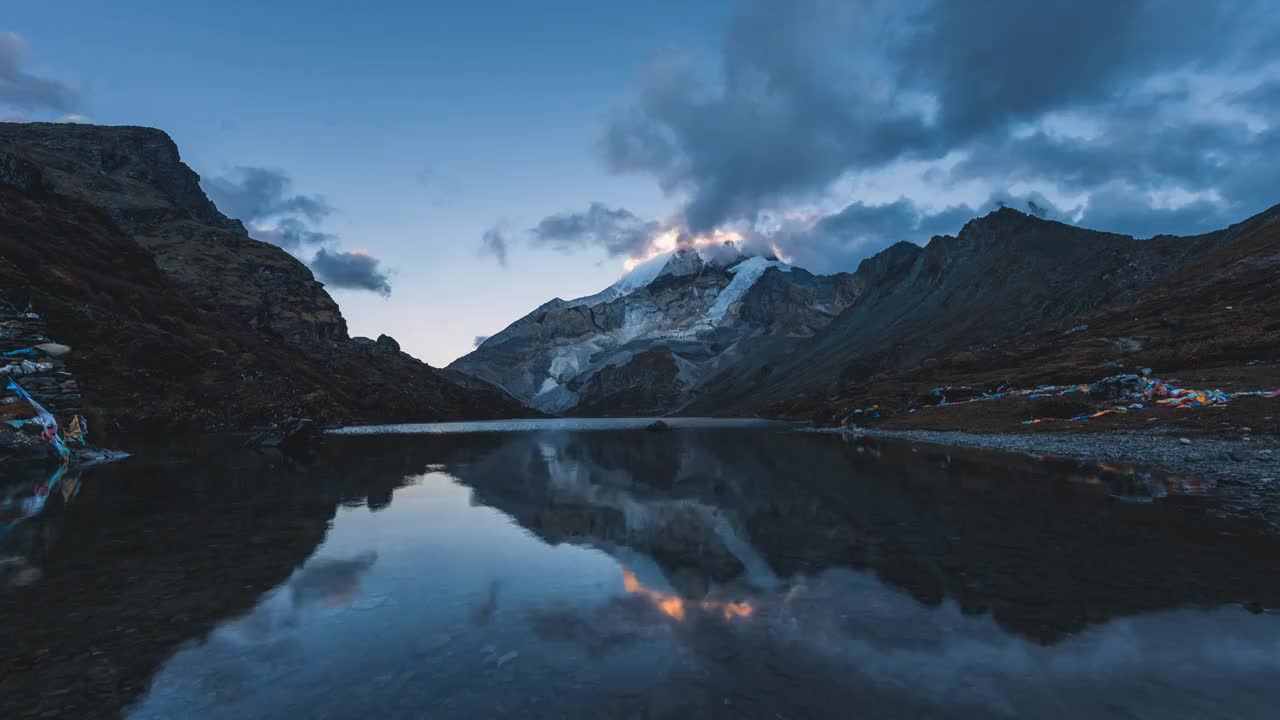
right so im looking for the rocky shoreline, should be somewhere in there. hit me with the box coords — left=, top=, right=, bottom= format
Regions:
left=820, top=425, right=1280, bottom=498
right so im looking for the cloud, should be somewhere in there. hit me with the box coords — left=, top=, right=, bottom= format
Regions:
left=311, top=249, right=392, bottom=297
left=56, top=113, right=90, bottom=124
left=0, top=32, right=79, bottom=113
left=203, top=166, right=332, bottom=226
left=529, top=202, right=661, bottom=257
left=892, top=1, right=1232, bottom=141
left=203, top=165, right=395, bottom=295
left=473, top=335, right=490, bottom=348
left=480, top=225, right=510, bottom=267
left=766, top=198, right=976, bottom=274
left=589, top=0, right=1280, bottom=262
left=598, top=1, right=937, bottom=231
left=252, top=217, right=337, bottom=249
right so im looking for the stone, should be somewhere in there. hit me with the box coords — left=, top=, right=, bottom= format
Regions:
left=646, top=420, right=671, bottom=432
left=246, top=417, right=320, bottom=453
left=1178, top=437, right=1192, bottom=445
left=34, top=343, right=71, bottom=357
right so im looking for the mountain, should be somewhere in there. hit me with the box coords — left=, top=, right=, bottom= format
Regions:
left=688, top=207, right=1239, bottom=413
left=449, top=246, right=862, bottom=415
left=0, top=122, right=530, bottom=436
left=765, top=202, right=1280, bottom=431
left=457, top=206, right=1264, bottom=418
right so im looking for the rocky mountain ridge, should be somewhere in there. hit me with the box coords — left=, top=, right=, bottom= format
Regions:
left=764, top=201, right=1280, bottom=433
left=688, top=207, right=1237, bottom=413
left=0, top=121, right=530, bottom=440
left=459, top=204, right=1259, bottom=418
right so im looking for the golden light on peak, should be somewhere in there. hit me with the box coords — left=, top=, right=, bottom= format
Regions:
left=621, top=227, right=746, bottom=272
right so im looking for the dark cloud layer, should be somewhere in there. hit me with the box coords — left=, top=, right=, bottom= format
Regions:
left=529, top=202, right=660, bottom=258
left=203, top=166, right=332, bottom=231
left=205, top=166, right=393, bottom=295
left=769, top=198, right=977, bottom=273
left=599, top=1, right=933, bottom=232
left=584, top=0, right=1280, bottom=270
left=0, top=32, right=78, bottom=113
left=311, top=249, right=391, bottom=297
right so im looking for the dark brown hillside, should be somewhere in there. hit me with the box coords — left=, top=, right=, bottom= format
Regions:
left=765, top=204, right=1280, bottom=437
left=0, top=123, right=531, bottom=438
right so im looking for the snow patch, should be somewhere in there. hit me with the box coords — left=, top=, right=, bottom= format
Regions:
left=705, top=257, right=791, bottom=326
left=548, top=347, right=585, bottom=378
left=565, top=253, right=672, bottom=308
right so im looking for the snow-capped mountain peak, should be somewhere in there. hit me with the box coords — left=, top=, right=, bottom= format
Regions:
left=564, top=252, right=673, bottom=308
left=451, top=245, right=848, bottom=415
left=566, top=243, right=755, bottom=309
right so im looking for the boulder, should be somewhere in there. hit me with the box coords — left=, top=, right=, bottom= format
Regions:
left=247, top=417, right=320, bottom=453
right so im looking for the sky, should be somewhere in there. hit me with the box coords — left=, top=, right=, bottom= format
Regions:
left=4, top=0, right=1279, bottom=366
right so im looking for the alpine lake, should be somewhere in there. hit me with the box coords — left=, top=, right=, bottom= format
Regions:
left=3, top=419, right=1278, bottom=719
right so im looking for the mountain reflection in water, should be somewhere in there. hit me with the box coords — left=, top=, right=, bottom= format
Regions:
left=3, top=425, right=1279, bottom=719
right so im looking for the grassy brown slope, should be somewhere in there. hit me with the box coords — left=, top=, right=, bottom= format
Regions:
left=764, top=205, right=1280, bottom=437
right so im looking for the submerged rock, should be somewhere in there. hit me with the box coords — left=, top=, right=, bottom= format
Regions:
left=247, top=417, right=320, bottom=452
left=645, top=420, right=671, bottom=432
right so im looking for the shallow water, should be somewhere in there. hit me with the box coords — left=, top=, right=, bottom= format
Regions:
left=3, top=421, right=1279, bottom=719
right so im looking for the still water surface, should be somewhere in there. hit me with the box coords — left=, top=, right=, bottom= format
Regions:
left=3, top=421, right=1279, bottom=719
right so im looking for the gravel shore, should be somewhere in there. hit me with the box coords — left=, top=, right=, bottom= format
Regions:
left=815, top=426, right=1280, bottom=523
left=833, top=427, right=1278, bottom=483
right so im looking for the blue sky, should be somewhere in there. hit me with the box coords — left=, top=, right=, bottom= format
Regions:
left=5, top=1, right=1280, bottom=365
left=5, top=1, right=734, bottom=364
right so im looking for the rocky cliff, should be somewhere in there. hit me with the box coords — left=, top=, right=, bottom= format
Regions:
left=0, top=122, right=530, bottom=438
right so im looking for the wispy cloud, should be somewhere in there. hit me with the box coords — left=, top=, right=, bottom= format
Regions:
left=480, top=224, right=510, bottom=267
left=0, top=32, right=79, bottom=113
left=204, top=166, right=394, bottom=295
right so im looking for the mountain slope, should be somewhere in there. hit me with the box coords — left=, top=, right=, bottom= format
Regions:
left=0, top=122, right=530, bottom=433
left=763, top=202, right=1280, bottom=432
left=450, top=247, right=861, bottom=415
left=689, top=208, right=1234, bottom=414
left=460, top=205, right=1254, bottom=419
